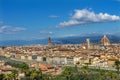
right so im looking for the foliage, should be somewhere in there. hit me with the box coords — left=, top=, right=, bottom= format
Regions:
left=11, top=69, right=18, bottom=80
left=5, top=61, right=29, bottom=70
left=60, top=66, right=120, bottom=80
left=0, top=74, right=4, bottom=80
left=1, top=65, right=120, bottom=80
left=21, top=69, right=52, bottom=80
left=114, top=60, right=120, bottom=75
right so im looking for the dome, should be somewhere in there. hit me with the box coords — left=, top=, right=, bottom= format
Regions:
left=101, top=35, right=110, bottom=46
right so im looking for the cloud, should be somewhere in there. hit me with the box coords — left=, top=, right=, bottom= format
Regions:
left=0, top=25, right=26, bottom=33
left=58, top=9, right=120, bottom=27
left=40, top=31, right=53, bottom=35
left=49, top=15, right=59, bottom=18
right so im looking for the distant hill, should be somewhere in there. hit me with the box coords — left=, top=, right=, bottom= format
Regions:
left=52, top=35, right=120, bottom=45
left=0, top=35, right=120, bottom=46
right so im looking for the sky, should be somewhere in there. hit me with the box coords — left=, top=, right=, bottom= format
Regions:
left=0, top=0, right=120, bottom=40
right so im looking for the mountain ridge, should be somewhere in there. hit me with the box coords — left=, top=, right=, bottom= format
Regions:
left=0, top=35, right=120, bottom=46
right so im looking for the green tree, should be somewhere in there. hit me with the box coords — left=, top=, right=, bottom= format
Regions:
left=29, top=69, right=44, bottom=80
left=62, top=67, right=73, bottom=80
left=30, top=72, right=38, bottom=80
left=114, top=60, right=120, bottom=75
left=106, top=71, right=116, bottom=80
left=3, top=74, right=13, bottom=80
left=11, top=69, right=18, bottom=80
left=0, top=74, right=4, bottom=80
left=81, top=66, right=89, bottom=74
left=42, top=73, right=52, bottom=80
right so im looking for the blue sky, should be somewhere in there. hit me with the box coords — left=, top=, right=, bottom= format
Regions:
left=0, top=0, right=120, bottom=40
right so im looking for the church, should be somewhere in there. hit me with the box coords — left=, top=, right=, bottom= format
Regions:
left=101, top=35, right=110, bottom=46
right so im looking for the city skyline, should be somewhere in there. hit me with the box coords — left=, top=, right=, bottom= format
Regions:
left=0, top=0, right=120, bottom=40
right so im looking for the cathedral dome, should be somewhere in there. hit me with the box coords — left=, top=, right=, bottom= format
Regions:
left=101, top=35, right=110, bottom=46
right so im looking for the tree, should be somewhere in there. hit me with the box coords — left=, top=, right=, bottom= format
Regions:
left=62, top=67, right=73, bottom=80
left=29, top=69, right=44, bottom=80
left=3, top=74, right=13, bottom=80
left=30, top=72, right=38, bottom=80
left=81, top=66, right=89, bottom=74
left=106, top=71, right=116, bottom=80
left=42, top=73, right=52, bottom=80
left=114, top=60, right=120, bottom=75
left=0, top=74, right=4, bottom=80
left=11, top=69, right=18, bottom=80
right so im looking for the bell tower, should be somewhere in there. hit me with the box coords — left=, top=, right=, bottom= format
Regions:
left=48, top=37, right=51, bottom=47
left=86, top=38, right=90, bottom=49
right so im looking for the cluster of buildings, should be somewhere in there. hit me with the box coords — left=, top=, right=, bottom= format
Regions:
left=0, top=60, right=14, bottom=74
left=0, top=35, right=120, bottom=73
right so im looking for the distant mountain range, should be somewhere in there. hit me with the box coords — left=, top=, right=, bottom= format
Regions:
left=0, top=35, right=120, bottom=46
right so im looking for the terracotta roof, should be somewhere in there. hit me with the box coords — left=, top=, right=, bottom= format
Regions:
left=101, top=35, right=110, bottom=44
left=39, top=64, right=56, bottom=71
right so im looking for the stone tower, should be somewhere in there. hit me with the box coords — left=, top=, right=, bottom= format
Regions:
left=48, top=37, right=51, bottom=47
left=86, top=38, right=90, bottom=49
